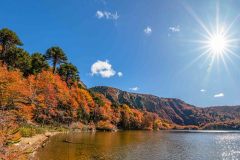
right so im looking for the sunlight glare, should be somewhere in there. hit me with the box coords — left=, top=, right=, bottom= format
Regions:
left=181, top=2, right=240, bottom=78
left=208, top=33, right=227, bottom=55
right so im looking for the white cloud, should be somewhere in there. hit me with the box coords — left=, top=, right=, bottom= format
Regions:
left=129, top=87, right=139, bottom=91
left=200, top=89, right=206, bottom=92
left=117, top=72, right=123, bottom=77
left=96, top=11, right=105, bottom=19
left=144, top=26, right=152, bottom=35
left=96, top=10, right=119, bottom=20
left=169, top=25, right=180, bottom=32
left=214, top=93, right=224, bottom=98
left=91, top=60, right=116, bottom=78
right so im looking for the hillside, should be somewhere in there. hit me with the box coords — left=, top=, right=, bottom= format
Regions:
left=90, top=86, right=240, bottom=126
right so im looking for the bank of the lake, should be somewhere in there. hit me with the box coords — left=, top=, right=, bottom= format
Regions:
left=15, top=131, right=60, bottom=159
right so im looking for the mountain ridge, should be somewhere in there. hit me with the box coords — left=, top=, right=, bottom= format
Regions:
left=90, top=86, right=240, bottom=127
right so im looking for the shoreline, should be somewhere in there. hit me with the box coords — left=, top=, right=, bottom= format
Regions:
left=15, top=131, right=61, bottom=159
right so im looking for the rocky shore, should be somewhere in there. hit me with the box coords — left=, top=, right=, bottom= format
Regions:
left=15, top=132, right=60, bottom=160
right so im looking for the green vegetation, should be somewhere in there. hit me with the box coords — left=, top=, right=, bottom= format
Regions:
left=0, top=28, right=23, bottom=66
left=30, top=52, right=49, bottom=74
left=57, top=63, right=79, bottom=87
left=19, top=126, right=45, bottom=137
left=45, top=46, right=67, bottom=74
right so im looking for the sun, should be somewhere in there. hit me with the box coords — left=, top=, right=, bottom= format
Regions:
left=208, top=33, right=228, bottom=55
left=181, top=2, right=240, bottom=80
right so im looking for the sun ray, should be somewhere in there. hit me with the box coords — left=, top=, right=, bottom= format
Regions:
left=224, top=14, right=240, bottom=35
left=176, top=48, right=211, bottom=77
left=220, top=52, right=230, bottom=73
left=181, top=1, right=240, bottom=88
left=183, top=2, right=213, bottom=37
left=225, top=48, right=240, bottom=60
left=216, top=1, right=220, bottom=33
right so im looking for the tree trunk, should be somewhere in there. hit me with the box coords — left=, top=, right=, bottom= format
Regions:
left=53, top=60, right=57, bottom=74
left=1, top=44, right=6, bottom=67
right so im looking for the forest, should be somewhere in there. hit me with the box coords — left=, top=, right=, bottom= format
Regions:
left=0, top=28, right=173, bottom=159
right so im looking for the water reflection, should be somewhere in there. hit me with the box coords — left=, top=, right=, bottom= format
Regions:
left=36, top=131, right=240, bottom=160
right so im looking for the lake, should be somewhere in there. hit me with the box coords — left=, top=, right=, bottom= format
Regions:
left=36, top=130, right=240, bottom=160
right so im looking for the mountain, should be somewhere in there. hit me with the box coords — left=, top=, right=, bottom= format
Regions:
left=90, top=86, right=240, bottom=127
left=203, top=106, right=240, bottom=122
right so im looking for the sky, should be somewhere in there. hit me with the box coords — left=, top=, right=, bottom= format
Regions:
left=1, top=0, right=240, bottom=107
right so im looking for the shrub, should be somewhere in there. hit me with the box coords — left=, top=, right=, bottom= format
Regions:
left=96, top=120, right=117, bottom=131
left=19, top=127, right=36, bottom=137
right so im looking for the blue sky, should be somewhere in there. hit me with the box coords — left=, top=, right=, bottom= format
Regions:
left=1, top=0, right=240, bottom=107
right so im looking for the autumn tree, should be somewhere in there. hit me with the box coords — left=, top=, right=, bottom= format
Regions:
left=45, top=46, right=67, bottom=74
left=0, top=67, right=30, bottom=111
left=28, top=70, right=72, bottom=124
left=142, top=112, right=159, bottom=130
left=30, top=53, right=49, bottom=74
left=70, top=86, right=95, bottom=123
left=130, top=109, right=143, bottom=129
left=120, top=104, right=131, bottom=129
left=111, top=106, right=121, bottom=126
left=0, top=28, right=23, bottom=66
left=93, top=93, right=113, bottom=122
left=57, top=63, right=79, bottom=87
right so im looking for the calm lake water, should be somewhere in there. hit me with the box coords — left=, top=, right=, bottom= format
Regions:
left=36, top=130, right=240, bottom=160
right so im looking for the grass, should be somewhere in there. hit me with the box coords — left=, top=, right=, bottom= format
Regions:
left=19, top=124, right=68, bottom=137
left=20, top=126, right=45, bottom=137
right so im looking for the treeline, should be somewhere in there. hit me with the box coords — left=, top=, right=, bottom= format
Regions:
left=0, top=28, right=172, bottom=131
left=0, top=28, right=80, bottom=87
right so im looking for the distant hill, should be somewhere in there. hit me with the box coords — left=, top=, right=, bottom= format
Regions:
left=90, top=86, right=240, bottom=127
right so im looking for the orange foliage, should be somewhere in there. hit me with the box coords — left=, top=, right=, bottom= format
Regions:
left=70, top=85, right=94, bottom=112
left=28, top=70, right=70, bottom=109
left=0, top=66, right=171, bottom=129
left=93, top=93, right=113, bottom=121
left=69, top=85, right=95, bottom=121
left=27, top=70, right=71, bottom=123
left=96, top=120, right=117, bottom=131
left=0, top=67, right=30, bottom=110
